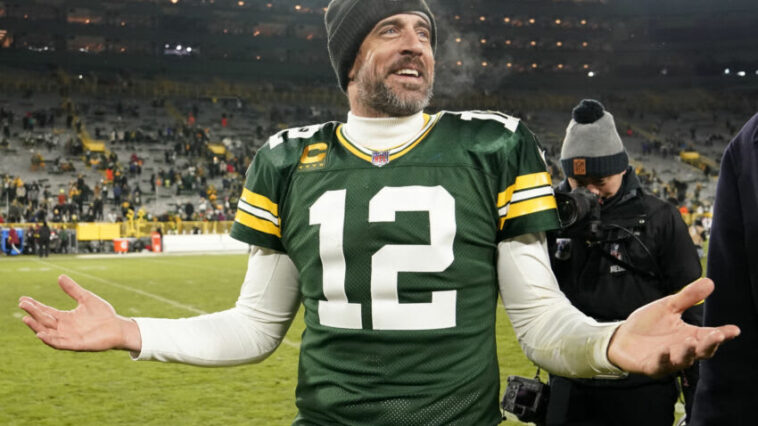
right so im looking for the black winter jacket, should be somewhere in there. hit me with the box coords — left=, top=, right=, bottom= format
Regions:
left=549, top=167, right=703, bottom=324
left=548, top=167, right=703, bottom=394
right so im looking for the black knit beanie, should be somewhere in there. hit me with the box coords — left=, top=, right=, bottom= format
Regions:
left=325, top=0, right=437, bottom=92
left=560, top=99, right=629, bottom=178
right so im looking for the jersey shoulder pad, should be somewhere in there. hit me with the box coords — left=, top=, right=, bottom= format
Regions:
left=438, top=110, right=538, bottom=153
left=440, top=110, right=522, bottom=134
left=255, top=121, right=340, bottom=169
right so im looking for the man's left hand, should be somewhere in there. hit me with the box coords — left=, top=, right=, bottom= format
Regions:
left=608, top=278, right=740, bottom=378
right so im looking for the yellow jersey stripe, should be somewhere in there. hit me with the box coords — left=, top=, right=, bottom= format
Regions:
left=241, top=188, right=278, bottom=217
left=497, top=172, right=552, bottom=208
left=499, top=195, right=557, bottom=230
left=235, top=209, right=281, bottom=237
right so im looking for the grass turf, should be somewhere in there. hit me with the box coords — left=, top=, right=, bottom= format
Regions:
left=2, top=253, right=543, bottom=425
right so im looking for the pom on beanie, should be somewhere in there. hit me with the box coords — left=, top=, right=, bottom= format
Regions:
left=572, top=99, right=606, bottom=124
left=325, top=0, right=437, bottom=92
left=560, top=99, right=628, bottom=178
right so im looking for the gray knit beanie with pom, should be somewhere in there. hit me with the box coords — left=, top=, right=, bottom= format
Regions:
left=560, top=99, right=628, bottom=178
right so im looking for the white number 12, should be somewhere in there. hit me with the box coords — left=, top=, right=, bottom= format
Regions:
left=309, top=186, right=457, bottom=330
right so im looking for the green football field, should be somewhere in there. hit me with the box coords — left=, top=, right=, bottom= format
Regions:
left=1, top=253, right=684, bottom=425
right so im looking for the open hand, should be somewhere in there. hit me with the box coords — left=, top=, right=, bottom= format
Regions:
left=19, top=275, right=141, bottom=352
left=608, top=277, right=740, bottom=378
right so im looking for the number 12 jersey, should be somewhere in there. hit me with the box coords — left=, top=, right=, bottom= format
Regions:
left=230, top=110, right=560, bottom=425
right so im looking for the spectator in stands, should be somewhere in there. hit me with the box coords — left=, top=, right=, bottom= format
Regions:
left=691, top=113, right=758, bottom=425
left=546, top=100, right=703, bottom=425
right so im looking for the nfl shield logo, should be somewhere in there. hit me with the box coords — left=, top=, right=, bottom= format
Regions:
left=372, top=151, right=390, bottom=167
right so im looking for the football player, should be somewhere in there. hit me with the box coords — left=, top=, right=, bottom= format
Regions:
left=19, top=1, right=739, bottom=424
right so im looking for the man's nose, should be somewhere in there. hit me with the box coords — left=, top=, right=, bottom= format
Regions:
left=400, top=31, right=425, bottom=55
left=585, top=185, right=601, bottom=196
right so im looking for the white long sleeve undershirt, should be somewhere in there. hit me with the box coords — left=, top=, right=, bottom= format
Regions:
left=134, top=235, right=624, bottom=377
left=133, top=112, right=624, bottom=377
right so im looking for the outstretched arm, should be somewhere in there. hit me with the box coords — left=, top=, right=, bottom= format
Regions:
left=19, top=246, right=302, bottom=366
left=499, top=232, right=740, bottom=378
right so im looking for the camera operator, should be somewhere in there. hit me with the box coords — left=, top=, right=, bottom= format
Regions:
left=545, top=100, right=703, bottom=426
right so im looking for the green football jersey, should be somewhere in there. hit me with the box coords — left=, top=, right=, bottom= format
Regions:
left=230, top=111, right=560, bottom=425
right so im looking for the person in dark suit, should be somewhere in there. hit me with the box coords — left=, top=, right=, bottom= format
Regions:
left=38, top=221, right=51, bottom=258
left=691, top=113, right=758, bottom=425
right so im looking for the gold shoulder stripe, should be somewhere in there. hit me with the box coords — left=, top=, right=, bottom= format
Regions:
left=241, top=188, right=278, bottom=217
left=497, top=172, right=552, bottom=208
left=499, top=195, right=557, bottom=230
left=235, top=209, right=281, bottom=237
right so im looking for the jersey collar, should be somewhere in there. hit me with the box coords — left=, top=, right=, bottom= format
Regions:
left=336, top=112, right=440, bottom=165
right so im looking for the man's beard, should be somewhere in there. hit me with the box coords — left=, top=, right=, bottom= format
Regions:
left=356, top=68, right=434, bottom=117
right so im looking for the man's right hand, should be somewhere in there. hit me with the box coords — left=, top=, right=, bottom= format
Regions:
left=19, top=274, right=141, bottom=353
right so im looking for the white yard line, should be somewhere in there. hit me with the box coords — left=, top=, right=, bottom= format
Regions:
left=139, top=256, right=240, bottom=274
left=33, top=258, right=301, bottom=349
